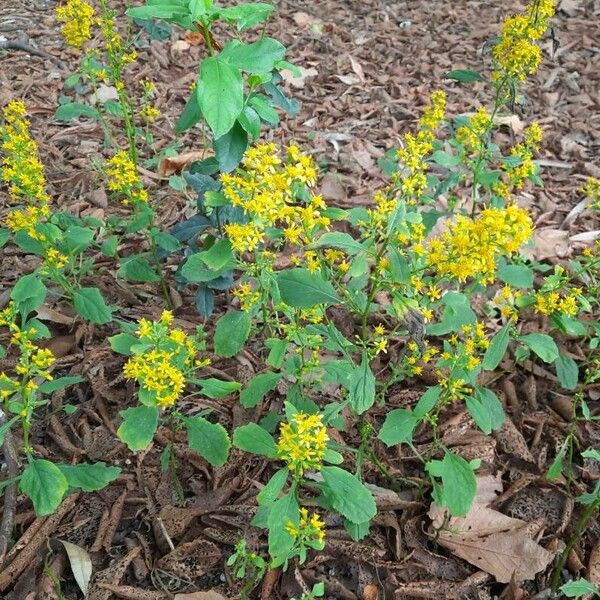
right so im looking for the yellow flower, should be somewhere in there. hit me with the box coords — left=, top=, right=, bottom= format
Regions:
left=105, top=150, right=148, bottom=205
left=55, top=0, right=95, bottom=48
left=277, top=412, right=328, bottom=476
left=286, top=507, right=326, bottom=545
left=232, top=282, right=260, bottom=312
left=582, top=177, right=600, bottom=210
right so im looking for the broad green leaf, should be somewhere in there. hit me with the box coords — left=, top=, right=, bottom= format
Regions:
left=265, top=338, right=288, bottom=368
left=497, top=264, right=534, bottom=288
left=240, top=372, right=282, bottom=408
left=559, top=579, right=599, bottom=598
left=20, top=459, right=68, bottom=516
left=108, top=333, right=138, bottom=355
left=214, top=121, right=248, bottom=172
left=63, top=226, right=94, bottom=254
left=199, top=57, right=244, bottom=139
left=117, top=405, right=159, bottom=451
left=11, top=273, right=47, bottom=317
left=430, top=150, right=460, bottom=167
left=237, top=106, right=261, bottom=139
left=519, top=333, right=559, bottom=363
left=126, top=4, right=192, bottom=27
left=198, top=378, right=241, bottom=399
left=347, top=353, right=375, bottom=415
left=233, top=423, right=277, bottom=457
left=414, top=386, right=441, bottom=418
left=57, top=462, right=121, bottom=492
left=482, top=324, right=511, bottom=371
left=184, top=415, right=231, bottom=467
left=321, top=466, right=376, bottom=524
left=219, top=3, right=274, bottom=30
left=466, top=387, right=505, bottom=435
left=555, top=353, right=578, bottom=390
left=73, top=288, right=113, bottom=324
left=221, top=38, right=285, bottom=73
left=276, top=268, right=340, bottom=308
left=214, top=311, right=252, bottom=357
left=175, top=91, right=202, bottom=133
left=117, top=255, right=161, bottom=283
left=311, top=232, right=363, bottom=255
left=38, top=376, right=85, bottom=394
left=268, top=491, right=299, bottom=566
left=426, top=451, right=477, bottom=516
left=248, top=94, right=279, bottom=124
left=257, top=467, right=288, bottom=505
left=378, top=409, right=418, bottom=446
left=55, top=102, right=100, bottom=122
left=445, top=69, right=483, bottom=83
left=197, top=239, right=235, bottom=271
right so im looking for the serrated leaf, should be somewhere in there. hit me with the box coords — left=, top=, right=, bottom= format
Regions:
left=184, top=415, right=231, bottom=467
left=117, top=405, right=159, bottom=451
left=519, top=333, right=559, bottom=363
left=57, top=462, right=121, bottom=492
left=378, top=409, right=418, bottom=446
left=73, top=288, right=113, bottom=325
left=232, top=423, right=277, bottom=457
left=240, top=371, right=282, bottom=408
left=482, top=324, right=511, bottom=371
left=214, top=310, right=252, bottom=357
left=20, top=459, right=68, bottom=516
left=276, top=268, right=340, bottom=308
left=347, top=353, right=375, bottom=414
left=321, top=466, right=376, bottom=524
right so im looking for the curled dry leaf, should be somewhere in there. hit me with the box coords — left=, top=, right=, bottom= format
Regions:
left=281, top=66, right=319, bottom=89
left=428, top=476, right=554, bottom=583
left=158, top=150, right=213, bottom=177
left=174, top=592, right=228, bottom=600
left=60, top=540, right=92, bottom=596
left=521, top=228, right=570, bottom=261
left=588, top=542, right=600, bottom=590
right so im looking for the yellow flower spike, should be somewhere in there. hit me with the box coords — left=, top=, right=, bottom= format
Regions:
left=55, top=0, right=95, bottom=48
left=277, top=412, right=328, bottom=477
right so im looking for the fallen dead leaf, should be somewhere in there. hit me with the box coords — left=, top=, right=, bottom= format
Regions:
left=588, top=543, right=600, bottom=590
left=522, top=228, right=570, bottom=261
left=158, top=150, right=213, bottom=177
left=495, top=114, right=525, bottom=135
left=60, top=540, right=92, bottom=596
left=175, top=592, right=228, bottom=600
left=429, top=477, right=554, bottom=583
left=335, top=74, right=361, bottom=86
left=320, top=172, right=346, bottom=201
left=281, top=66, right=318, bottom=89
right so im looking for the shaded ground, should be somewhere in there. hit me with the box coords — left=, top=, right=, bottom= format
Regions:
left=0, top=0, right=599, bottom=598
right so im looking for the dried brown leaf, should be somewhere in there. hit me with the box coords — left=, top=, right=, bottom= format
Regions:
left=158, top=150, right=213, bottom=177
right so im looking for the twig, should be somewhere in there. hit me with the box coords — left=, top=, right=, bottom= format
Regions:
left=0, top=426, right=19, bottom=566
left=0, top=38, right=65, bottom=69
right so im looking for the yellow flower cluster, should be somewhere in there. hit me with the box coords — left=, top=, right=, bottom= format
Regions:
left=492, top=0, right=555, bottom=81
left=55, top=0, right=95, bottom=48
left=0, top=303, right=55, bottom=400
left=232, top=282, right=261, bottom=312
left=404, top=340, right=438, bottom=376
left=123, top=311, right=208, bottom=408
left=285, top=508, right=326, bottom=545
left=426, top=205, right=533, bottom=283
left=222, top=143, right=328, bottom=253
left=105, top=150, right=148, bottom=205
left=140, top=104, right=160, bottom=124
left=534, top=288, right=581, bottom=317
left=582, top=177, right=600, bottom=210
left=396, top=90, right=446, bottom=202
left=456, top=107, right=492, bottom=154
left=276, top=412, right=328, bottom=477
left=494, top=285, right=522, bottom=322
left=501, top=122, right=543, bottom=196
left=1, top=100, right=51, bottom=237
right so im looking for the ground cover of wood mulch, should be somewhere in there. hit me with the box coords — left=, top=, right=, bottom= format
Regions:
left=0, top=0, right=599, bottom=598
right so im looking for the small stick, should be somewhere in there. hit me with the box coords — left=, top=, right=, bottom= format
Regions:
left=0, top=426, right=19, bottom=566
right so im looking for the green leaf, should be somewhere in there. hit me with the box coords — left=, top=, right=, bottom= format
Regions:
left=559, top=579, right=600, bottom=598
left=482, top=324, right=511, bottom=371
left=0, top=228, right=10, bottom=248
left=547, top=445, right=566, bottom=480
left=519, top=333, right=559, bottom=363
left=556, top=353, right=578, bottom=390
left=214, top=310, right=252, bottom=357
left=445, top=69, right=483, bottom=83
left=321, top=466, right=376, bottom=524
left=126, top=4, right=191, bottom=27
left=11, top=273, right=47, bottom=317
left=232, top=423, right=277, bottom=457
left=221, top=38, right=286, bottom=73
left=265, top=338, right=288, bottom=368
left=414, top=386, right=441, bottom=418
left=430, top=150, right=460, bottom=167
left=276, top=268, right=340, bottom=308
left=378, top=409, right=419, bottom=446
left=73, top=288, right=113, bottom=325
left=497, top=264, right=534, bottom=288
left=248, top=94, right=279, bottom=124
left=20, top=459, right=68, bottom=516
left=237, top=106, right=261, bottom=139
left=466, top=387, right=505, bottom=435
left=175, top=91, right=203, bottom=133
left=117, top=255, right=161, bottom=283
left=197, top=239, right=235, bottom=270
left=100, top=235, right=119, bottom=257
left=109, top=333, right=138, bottom=355
left=117, top=405, right=159, bottom=451
left=214, top=121, right=248, bottom=172
left=63, top=225, right=94, bottom=254
left=426, top=451, right=477, bottom=516
left=198, top=378, right=241, bottom=399
left=310, top=232, right=363, bottom=255
left=55, top=102, right=100, bottom=122
left=199, top=57, right=244, bottom=139
left=57, top=462, right=121, bottom=492
left=38, top=376, right=85, bottom=394
left=183, top=415, right=231, bottom=467
left=219, top=3, right=274, bottom=30
left=347, top=353, right=375, bottom=415
left=268, top=491, right=299, bottom=566
left=240, top=372, right=282, bottom=408
left=257, top=466, right=288, bottom=505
